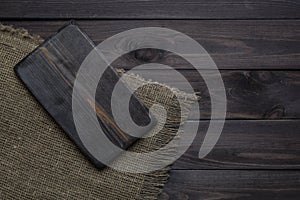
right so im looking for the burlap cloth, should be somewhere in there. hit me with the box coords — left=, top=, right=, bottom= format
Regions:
left=0, top=24, right=198, bottom=199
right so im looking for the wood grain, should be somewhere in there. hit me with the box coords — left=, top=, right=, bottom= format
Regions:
left=173, top=120, right=300, bottom=169
left=129, top=69, right=300, bottom=120
left=159, top=170, right=300, bottom=200
left=6, top=21, right=300, bottom=120
left=4, top=20, right=300, bottom=69
left=1, top=0, right=300, bottom=19
left=15, top=24, right=154, bottom=168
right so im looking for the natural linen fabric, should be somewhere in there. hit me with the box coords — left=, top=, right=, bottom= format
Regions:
left=0, top=24, right=198, bottom=199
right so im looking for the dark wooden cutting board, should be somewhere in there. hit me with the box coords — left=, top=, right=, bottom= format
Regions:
left=14, top=21, right=156, bottom=169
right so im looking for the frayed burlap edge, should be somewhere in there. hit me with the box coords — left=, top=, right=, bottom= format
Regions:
left=0, top=23, right=43, bottom=45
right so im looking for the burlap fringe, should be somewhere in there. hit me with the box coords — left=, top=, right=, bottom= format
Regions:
left=117, top=68, right=200, bottom=101
left=0, top=23, right=43, bottom=45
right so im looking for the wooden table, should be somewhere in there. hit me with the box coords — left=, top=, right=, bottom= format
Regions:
left=1, top=1, right=300, bottom=199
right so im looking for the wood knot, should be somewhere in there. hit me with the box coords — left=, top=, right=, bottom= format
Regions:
left=134, top=48, right=163, bottom=62
left=158, top=192, right=170, bottom=200
left=263, top=104, right=285, bottom=119
left=247, top=71, right=276, bottom=84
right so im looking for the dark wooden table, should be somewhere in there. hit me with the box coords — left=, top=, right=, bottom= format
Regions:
left=1, top=1, right=300, bottom=199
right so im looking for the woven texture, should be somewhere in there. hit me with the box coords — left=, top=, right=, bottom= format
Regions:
left=0, top=24, right=198, bottom=199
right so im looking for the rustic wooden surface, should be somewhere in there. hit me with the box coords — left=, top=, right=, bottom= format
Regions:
left=1, top=0, right=300, bottom=19
left=5, top=20, right=300, bottom=70
left=1, top=1, right=300, bottom=199
left=160, top=170, right=300, bottom=200
left=173, top=120, right=300, bottom=169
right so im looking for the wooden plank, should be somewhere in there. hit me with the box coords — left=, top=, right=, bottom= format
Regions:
left=159, top=170, right=300, bottom=200
left=4, top=20, right=300, bottom=69
left=173, top=120, right=300, bottom=169
left=6, top=19, right=300, bottom=119
left=1, top=0, right=300, bottom=19
left=14, top=23, right=155, bottom=168
left=129, top=69, right=300, bottom=120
